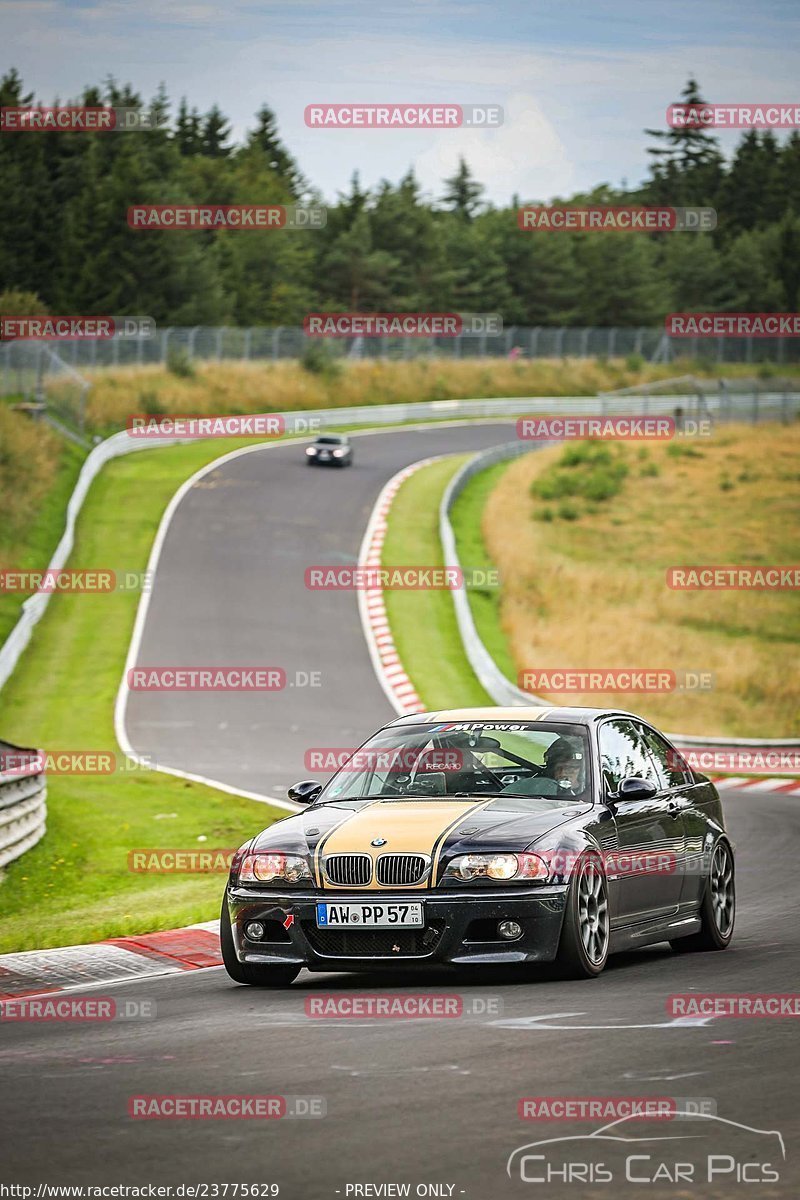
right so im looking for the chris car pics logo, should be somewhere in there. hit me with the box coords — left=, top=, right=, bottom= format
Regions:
left=507, top=1113, right=785, bottom=1185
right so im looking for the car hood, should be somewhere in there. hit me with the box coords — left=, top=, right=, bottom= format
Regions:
left=251, top=795, right=590, bottom=860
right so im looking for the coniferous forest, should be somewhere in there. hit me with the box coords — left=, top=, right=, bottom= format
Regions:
left=2, top=72, right=798, bottom=327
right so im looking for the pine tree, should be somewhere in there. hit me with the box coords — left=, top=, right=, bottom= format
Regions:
left=644, top=78, right=724, bottom=206
left=441, top=157, right=484, bottom=220
left=201, top=104, right=232, bottom=157
left=176, top=98, right=203, bottom=156
left=244, top=106, right=305, bottom=196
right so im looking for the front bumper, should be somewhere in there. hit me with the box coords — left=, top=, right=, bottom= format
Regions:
left=227, top=885, right=568, bottom=971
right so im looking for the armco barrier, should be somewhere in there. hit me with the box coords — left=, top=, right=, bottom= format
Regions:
left=439, top=440, right=800, bottom=753
left=2, top=389, right=798, bottom=740
left=0, top=740, right=46, bottom=867
left=0, top=390, right=719, bottom=697
left=439, top=441, right=547, bottom=708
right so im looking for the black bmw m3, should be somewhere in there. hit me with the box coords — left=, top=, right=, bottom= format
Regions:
left=221, top=706, right=735, bottom=986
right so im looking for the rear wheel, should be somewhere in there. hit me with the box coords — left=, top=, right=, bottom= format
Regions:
left=555, top=853, right=610, bottom=978
left=671, top=839, right=735, bottom=953
left=220, top=897, right=300, bottom=987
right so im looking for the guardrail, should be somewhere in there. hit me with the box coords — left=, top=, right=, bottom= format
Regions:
left=0, top=740, right=47, bottom=867
left=0, top=388, right=729, bottom=697
left=439, top=434, right=800, bottom=750
left=2, top=387, right=799, bottom=735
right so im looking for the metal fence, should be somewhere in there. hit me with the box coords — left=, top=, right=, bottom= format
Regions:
left=3, top=325, right=799, bottom=390
left=0, top=340, right=92, bottom=433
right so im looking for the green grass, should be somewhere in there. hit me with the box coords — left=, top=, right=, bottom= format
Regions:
left=0, top=438, right=292, bottom=953
left=381, top=457, right=493, bottom=709
left=448, top=460, right=518, bottom=684
left=0, top=439, right=86, bottom=646
left=0, top=422, right=509, bottom=952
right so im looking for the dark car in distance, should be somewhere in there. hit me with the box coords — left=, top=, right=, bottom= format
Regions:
left=221, top=706, right=735, bottom=986
left=305, top=434, right=353, bottom=467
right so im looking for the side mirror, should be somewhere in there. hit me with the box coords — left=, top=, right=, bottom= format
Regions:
left=288, top=779, right=322, bottom=805
left=614, top=775, right=658, bottom=802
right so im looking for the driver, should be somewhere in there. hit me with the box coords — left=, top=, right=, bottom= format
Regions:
left=543, top=737, right=586, bottom=792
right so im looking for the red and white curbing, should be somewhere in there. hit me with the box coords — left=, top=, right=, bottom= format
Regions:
left=0, top=921, right=221, bottom=1002
left=712, top=775, right=800, bottom=796
left=357, top=456, right=445, bottom=717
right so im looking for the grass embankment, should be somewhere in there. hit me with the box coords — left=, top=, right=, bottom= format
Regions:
left=0, top=438, right=289, bottom=953
left=78, top=357, right=780, bottom=438
left=479, top=424, right=800, bottom=737
left=0, top=409, right=86, bottom=645
left=381, top=457, right=493, bottom=710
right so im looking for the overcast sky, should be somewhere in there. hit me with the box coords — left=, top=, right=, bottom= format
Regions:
left=3, top=0, right=799, bottom=205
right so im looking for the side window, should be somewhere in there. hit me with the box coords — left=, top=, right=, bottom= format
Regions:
left=598, top=719, right=660, bottom=794
left=639, top=726, right=693, bottom=789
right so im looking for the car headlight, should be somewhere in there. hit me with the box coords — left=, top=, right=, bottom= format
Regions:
left=332, top=448, right=346, bottom=457
left=239, top=853, right=312, bottom=884
left=443, top=852, right=548, bottom=882
left=305, top=447, right=317, bottom=455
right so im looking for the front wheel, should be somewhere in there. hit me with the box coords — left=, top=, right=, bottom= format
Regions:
left=555, top=853, right=610, bottom=978
left=671, top=839, right=735, bottom=953
left=220, top=897, right=300, bottom=987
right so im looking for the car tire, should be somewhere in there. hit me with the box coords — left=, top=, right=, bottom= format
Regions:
left=220, top=897, right=301, bottom=987
left=554, top=852, right=610, bottom=978
left=670, top=838, right=735, bottom=953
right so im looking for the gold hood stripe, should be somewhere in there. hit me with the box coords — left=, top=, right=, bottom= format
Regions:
left=319, top=798, right=493, bottom=890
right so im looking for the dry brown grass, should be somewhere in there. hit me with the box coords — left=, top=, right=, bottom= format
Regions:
left=83, top=356, right=744, bottom=433
left=482, top=423, right=800, bottom=736
left=0, top=408, right=63, bottom=543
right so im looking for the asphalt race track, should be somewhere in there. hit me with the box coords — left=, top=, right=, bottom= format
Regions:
left=123, top=421, right=520, bottom=796
left=2, top=424, right=797, bottom=1197
left=1, top=788, right=798, bottom=1196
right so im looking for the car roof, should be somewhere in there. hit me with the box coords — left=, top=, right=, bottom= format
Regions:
left=389, top=705, right=639, bottom=727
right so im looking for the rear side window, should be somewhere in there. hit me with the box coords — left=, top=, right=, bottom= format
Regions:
left=598, top=718, right=660, bottom=793
left=639, top=725, right=694, bottom=789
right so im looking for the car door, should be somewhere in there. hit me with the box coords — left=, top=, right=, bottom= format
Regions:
left=635, top=723, right=703, bottom=908
left=598, top=717, right=685, bottom=923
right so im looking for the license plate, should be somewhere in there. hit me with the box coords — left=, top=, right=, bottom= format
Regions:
left=318, top=451, right=330, bottom=459
left=316, top=902, right=423, bottom=928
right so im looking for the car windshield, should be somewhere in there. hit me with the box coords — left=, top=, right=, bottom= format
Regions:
left=316, top=436, right=344, bottom=445
left=316, top=721, right=591, bottom=805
